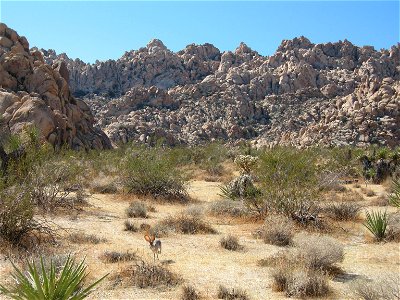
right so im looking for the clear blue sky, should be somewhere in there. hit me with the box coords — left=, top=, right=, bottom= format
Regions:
left=1, top=1, right=399, bottom=63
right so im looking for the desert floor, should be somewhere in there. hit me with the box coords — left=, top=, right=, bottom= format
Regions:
left=0, top=180, right=399, bottom=300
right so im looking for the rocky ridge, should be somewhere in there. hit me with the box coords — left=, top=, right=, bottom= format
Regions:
left=39, top=36, right=400, bottom=147
left=0, top=23, right=111, bottom=150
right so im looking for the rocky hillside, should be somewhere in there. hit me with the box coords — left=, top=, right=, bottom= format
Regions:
left=40, top=36, right=400, bottom=147
left=0, top=24, right=111, bottom=150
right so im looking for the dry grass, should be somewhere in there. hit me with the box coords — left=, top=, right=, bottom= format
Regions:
left=114, top=261, right=181, bottom=288
left=68, top=232, right=107, bottom=244
left=324, top=202, right=361, bottom=221
left=257, top=215, right=293, bottom=246
left=387, top=212, right=400, bottom=242
left=369, top=195, right=389, bottom=207
left=181, top=285, right=202, bottom=300
left=157, top=214, right=216, bottom=235
left=101, top=250, right=137, bottom=263
left=126, top=201, right=148, bottom=218
left=217, top=285, right=249, bottom=300
left=220, top=235, right=243, bottom=251
left=361, top=188, right=376, bottom=197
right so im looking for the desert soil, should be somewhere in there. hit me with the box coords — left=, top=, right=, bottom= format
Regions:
left=0, top=181, right=399, bottom=300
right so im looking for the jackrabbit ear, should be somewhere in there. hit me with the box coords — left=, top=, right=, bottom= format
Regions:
left=144, top=234, right=152, bottom=243
left=150, top=234, right=156, bottom=243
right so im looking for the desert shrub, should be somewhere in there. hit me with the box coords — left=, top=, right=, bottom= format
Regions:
left=181, top=285, right=201, bottom=300
left=324, top=202, right=361, bottom=221
left=126, top=201, right=148, bottom=218
left=27, top=159, right=84, bottom=212
left=295, top=234, right=344, bottom=272
left=219, top=175, right=263, bottom=215
left=90, top=175, right=118, bottom=194
left=101, top=251, right=137, bottom=263
left=0, top=187, right=35, bottom=245
left=191, top=142, right=228, bottom=175
left=118, top=261, right=180, bottom=288
left=124, top=220, right=138, bottom=232
left=257, top=251, right=291, bottom=267
left=270, top=252, right=330, bottom=298
left=185, top=205, right=204, bottom=218
left=389, top=179, right=400, bottom=208
left=258, top=215, right=293, bottom=246
left=0, top=254, right=107, bottom=300
left=217, top=285, right=249, bottom=300
left=317, top=170, right=345, bottom=191
left=121, top=149, right=189, bottom=202
left=257, top=148, right=320, bottom=217
left=68, top=232, right=106, bottom=244
left=158, top=214, right=216, bottom=235
left=387, top=212, right=400, bottom=241
left=369, top=195, right=389, bottom=207
left=364, top=210, right=388, bottom=241
left=208, top=200, right=251, bottom=218
left=361, top=187, right=376, bottom=197
left=220, top=235, right=242, bottom=251
left=352, top=274, right=400, bottom=300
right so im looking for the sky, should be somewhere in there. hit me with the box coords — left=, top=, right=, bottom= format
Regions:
left=0, top=1, right=399, bottom=63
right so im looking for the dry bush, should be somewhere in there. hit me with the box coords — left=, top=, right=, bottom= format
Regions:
left=116, top=261, right=180, bottom=288
left=387, top=212, right=400, bottom=242
left=270, top=252, right=330, bottom=298
left=352, top=274, right=400, bottom=300
left=91, top=180, right=118, bottom=194
left=208, top=200, right=251, bottom=218
left=334, top=190, right=364, bottom=202
left=258, top=215, right=294, bottom=246
left=257, top=251, right=292, bottom=267
left=101, top=251, right=137, bottom=263
left=181, top=285, right=202, bottom=300
left=295, top=234, right=344, bottom=272
left=220, top=235, right=243, bottom=251
left=158, top=214, right=216, bottom=235
left=185, top=205, right=204, bottom=218
left=318, top=170, right=345, bottom=192
left=126, top=201, right=148, bottom=218
left=124, top=220, right=138, bottom=232
left=361, top=188, right=376, bottom=197
left=68, top=232, right=106, bottom=244
left=324, top=202, right=361, bottom=221
left=369, top=195, right=389, bottom=206
left=217, top=285, right=249, bottom=300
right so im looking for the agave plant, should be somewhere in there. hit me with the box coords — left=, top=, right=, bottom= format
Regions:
left=363, top=210, right=388, bottom=241
left=389, top=179, right=400, bottom=208
left=0, top=255, right=108, bottom=300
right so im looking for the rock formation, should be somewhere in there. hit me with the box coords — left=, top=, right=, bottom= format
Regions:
left=0, top=23, right=111, bottom=150
left=23, top=30, right=400, bottom=147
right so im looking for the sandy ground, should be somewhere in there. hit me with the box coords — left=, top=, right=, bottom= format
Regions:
left=0, top=180, right=399, bottom=300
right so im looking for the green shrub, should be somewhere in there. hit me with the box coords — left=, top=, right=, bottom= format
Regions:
left=0, top=187, right=35, bottom=245
left=122, top=150, right=189, bottom=202
left=0, top=255, right=107, bottom=300
left=364, top=210, right=388, bottom=241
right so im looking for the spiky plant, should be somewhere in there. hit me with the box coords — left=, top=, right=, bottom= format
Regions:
left=363, top=210, right=388, bottom=241
left=389, top=179, right=400, bottom=208
left=0, top=255, right=108, bottom=300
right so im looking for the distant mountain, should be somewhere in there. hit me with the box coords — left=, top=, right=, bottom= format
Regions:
left=0, top=23, right=111, bottom=150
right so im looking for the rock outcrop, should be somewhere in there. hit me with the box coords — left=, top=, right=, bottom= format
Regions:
left=40, top=36, right=400, bottom=147
left=0, top=23, right=111, bottom=150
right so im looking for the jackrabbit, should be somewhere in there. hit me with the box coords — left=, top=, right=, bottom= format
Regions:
left=144, top=233, right=161, bottom=261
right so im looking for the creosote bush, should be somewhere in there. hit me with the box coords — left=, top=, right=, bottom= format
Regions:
left=220, top=235, right=242, bottom=251
left=217, top=285, right=249, bottom=300
left=121, top=149, right=189, bottom=202
left=158, top=214, right=216, bottom=235
left=126, top=201, right=148, bottom=218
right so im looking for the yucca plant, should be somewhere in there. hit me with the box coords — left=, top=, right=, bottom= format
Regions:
left=0, top=255, right=108, bottom=300
left=363, top=210, right=388, bottom=241
left=389, top=179, right=400, bottom=208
